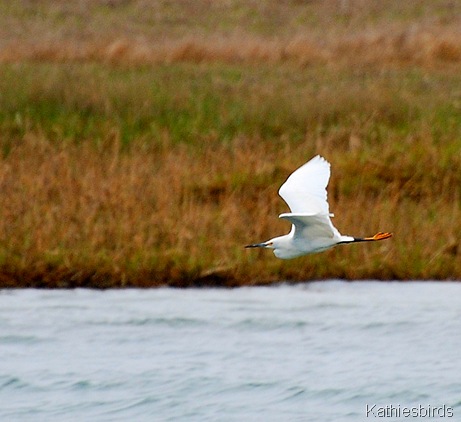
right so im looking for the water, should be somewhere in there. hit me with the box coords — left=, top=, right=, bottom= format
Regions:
left=1, top=281, right=460, bottom=422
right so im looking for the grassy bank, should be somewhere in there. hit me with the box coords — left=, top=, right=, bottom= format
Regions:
left=1, top=1, right=461, bottom=286
left=0, top=61, right=460, bottom=287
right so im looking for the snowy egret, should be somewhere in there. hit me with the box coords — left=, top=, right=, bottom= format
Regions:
left=245, top=155, right=392, bottom=259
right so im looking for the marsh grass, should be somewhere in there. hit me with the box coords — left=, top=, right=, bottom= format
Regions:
left=3, top=0, right=461, bottom=68
left=0, top=61, right=461, bottom=287
left=1, top=1, right=461, bottom=286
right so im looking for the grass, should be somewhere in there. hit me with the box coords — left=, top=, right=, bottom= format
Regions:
left=0, top=62, right=461, bottom=287
left=3, top=1, right=461, bottom=67
left=0, top=1, right=461, bottom=287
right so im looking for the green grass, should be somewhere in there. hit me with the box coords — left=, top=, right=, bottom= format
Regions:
left=3, top=62, right=461, bottom=149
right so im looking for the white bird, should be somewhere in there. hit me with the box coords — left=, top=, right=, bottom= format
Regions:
left=245, top=155, right=392, bottom=259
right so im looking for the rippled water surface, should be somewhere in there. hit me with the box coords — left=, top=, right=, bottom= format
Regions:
left=1, top=281, right=461, bottom=421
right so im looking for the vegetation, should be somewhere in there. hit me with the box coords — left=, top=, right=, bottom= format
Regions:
left=0, top=0, right=460, bottom=287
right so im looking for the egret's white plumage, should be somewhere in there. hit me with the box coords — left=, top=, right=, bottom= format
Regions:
left=245, top=155, right=392, bottom=259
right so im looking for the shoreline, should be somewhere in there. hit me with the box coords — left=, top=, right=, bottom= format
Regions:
left=0, top=269, right=459, bottom=289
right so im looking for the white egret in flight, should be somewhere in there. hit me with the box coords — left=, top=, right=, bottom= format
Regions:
left=245, top=155, right=392, bottom=259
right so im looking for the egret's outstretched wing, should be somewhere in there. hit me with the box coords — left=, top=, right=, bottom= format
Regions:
left=278, top=155, right=331, bottom=214
left=280, top=213, right=341, bottom=241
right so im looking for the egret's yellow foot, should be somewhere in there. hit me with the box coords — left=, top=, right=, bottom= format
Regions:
left=367, top=232, right=392, bottom=241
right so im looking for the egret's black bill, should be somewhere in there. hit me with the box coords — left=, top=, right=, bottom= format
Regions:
left=245, top=243, right=266, bottom=248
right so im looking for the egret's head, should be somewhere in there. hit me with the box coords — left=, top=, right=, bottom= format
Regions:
left=245, top=235, right=301, bottom=259
left=245, top=236, right=291, bottom=252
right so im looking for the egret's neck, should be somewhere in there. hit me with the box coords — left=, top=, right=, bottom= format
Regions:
left=270, top=232, right=294, bottom=246
left=269, top=233, right=302, bottom=259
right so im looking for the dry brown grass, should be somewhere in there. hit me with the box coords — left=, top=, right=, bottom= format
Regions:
left=2, top=0, right=461, bottom=67
left=0, top=130, right=460, bottom=288
left=3, top=29, right=461, bottom=68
